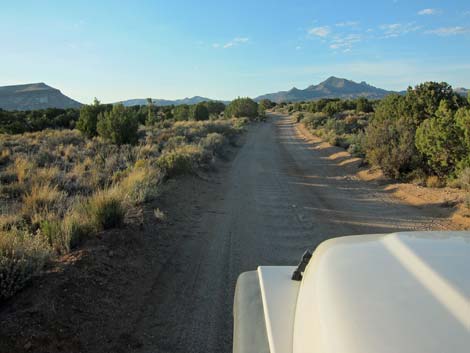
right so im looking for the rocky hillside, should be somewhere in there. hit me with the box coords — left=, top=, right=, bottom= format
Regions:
left=0, top=83, right=82, bottom=111
left=255, top=76, right=394, bottom=102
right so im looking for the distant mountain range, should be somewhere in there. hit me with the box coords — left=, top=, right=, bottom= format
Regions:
left=255, top=76, right=395, bottom=102
left=0, top=79, right=468, bottom=111
left=118, top=96, right=228, bottom=107
left=0, top=83, right=82, bottom=111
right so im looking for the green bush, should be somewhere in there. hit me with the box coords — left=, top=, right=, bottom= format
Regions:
left=355, top=97, right=373, bottom=113
left=225, top=98, right=258, bottom=119
left=190, top=103, right=209, bottom=121
left=173, top=105, right=190, bottom=121
left=77, top=99, right=110, bottom=138
left=364, top=115, right=417, bottom=179
left=415, top=101, right=463, bottom=177
left=97, top=104, right=139, bottom=145
left=346, top=132, right=366, bottom=157
left=204, top=101, right=226, bottom=117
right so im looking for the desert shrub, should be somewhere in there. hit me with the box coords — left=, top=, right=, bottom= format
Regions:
left=225, top=98, right=258, bottom=119
left=364, top=115, right=417, bottom=179
left=77, top=99, right=110, bottom=138
left=157, top=145, right=203, bottom=178
left=292, top=112, right=304, bottom=123
left=325, top=130, right=340, bottom=146
left=302, top=112, right=328, bottom=130
left=97, top=104, right=139, bottom=145
left=165, top=136, right=187, bottom=151
left=119, top=165, right=161, bottom=204
left=173, top=105, right=191, bottom=121
left=355, top=97, right=373, bottom=113
left=322, top=101, right=344, bottom=116
left=190, top=103, right=210, bottom=121
left=0, top=229, right=50, bottom=301
left=415, top=101, right=463, bottom=177
left=200, top=133, right=227, bottom=156
left=346, top=132, right=366, bottom=157
left=86, top=190, right=125, bottom=230
left=232, top=117, right=249, bottom=130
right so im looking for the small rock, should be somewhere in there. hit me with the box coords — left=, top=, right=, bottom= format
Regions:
left=24, top=342, right=32, bottom=350
left=108, top=250, right=114, bottom=257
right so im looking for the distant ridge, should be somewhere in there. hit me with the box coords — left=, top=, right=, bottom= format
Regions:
left=0, top=83, right=82, bottom=111
left=455, top=87, right=469, bottom=97
left=118, top=96, right=229, bottom=107
left=255, top=76, right=395, bottom=102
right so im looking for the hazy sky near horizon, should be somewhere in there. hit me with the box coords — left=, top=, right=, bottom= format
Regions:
left=1, top=0, right=470, bottom=103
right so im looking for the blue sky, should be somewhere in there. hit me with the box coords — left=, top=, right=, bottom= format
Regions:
left=1, top=0, right=469, bottom=103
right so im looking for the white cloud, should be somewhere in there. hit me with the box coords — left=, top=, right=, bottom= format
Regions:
left=380, top=23, right=421, bottom=38
left=418, top=8, right=439, bottom=15
left=308, top=26, right=331, bottom=37
left=329, top=34, right=361, bottom=51
left=426, top=26, right=470, bottom=36
left=223, top=37, right=249, bottom=48
left=295, top=46, right=302, bottom=50
left=463, top=11, right=470, bottom=16
left=335, top=21, right=359, bottom=27
left=213, top=37, right=249, bottom=49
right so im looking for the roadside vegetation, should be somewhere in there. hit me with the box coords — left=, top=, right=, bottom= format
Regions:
left=0, top=97, right=262, bottom=301
left=280, top=82, right=470, bottom=190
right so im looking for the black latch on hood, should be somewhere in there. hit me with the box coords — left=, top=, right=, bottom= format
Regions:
left=291, top=250, right=313, bottom=281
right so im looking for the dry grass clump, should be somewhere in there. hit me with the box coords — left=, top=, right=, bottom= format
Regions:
left=0, top=149, right=11, bottom=165
left=85, top=189, right=125, bottom=230
left=426, top=175, right=444, bottom=188
left=22, top=184, right=67, bottom=223
left=0, top=229, right=51, bottom=300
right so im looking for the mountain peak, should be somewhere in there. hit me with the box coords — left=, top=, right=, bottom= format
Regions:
left=255, top=77, right=393, bottom=103
left=320, top=76, right=351, bottom=88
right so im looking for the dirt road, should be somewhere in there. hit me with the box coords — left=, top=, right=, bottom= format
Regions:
left=129, top=114, right=451, bottom=353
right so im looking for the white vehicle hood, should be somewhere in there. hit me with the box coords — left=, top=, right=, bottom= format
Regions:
left=293, top=231, right=470, bottom=353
